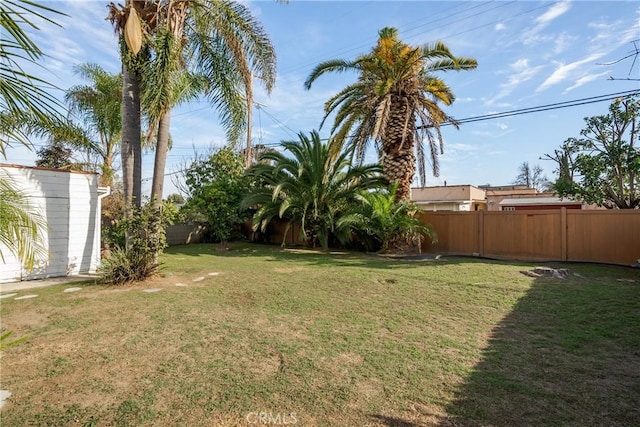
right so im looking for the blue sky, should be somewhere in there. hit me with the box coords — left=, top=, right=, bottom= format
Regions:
left=7, top=0, right=640, bottom=196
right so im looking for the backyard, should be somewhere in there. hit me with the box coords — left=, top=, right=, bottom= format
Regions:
left=0, top=242, right=638, bottom=426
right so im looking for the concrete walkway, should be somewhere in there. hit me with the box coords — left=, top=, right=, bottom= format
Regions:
left=0, top=275, right=99, bottom=293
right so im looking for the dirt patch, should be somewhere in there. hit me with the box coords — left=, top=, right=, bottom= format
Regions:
left=1, top=309, right=48, bottom=331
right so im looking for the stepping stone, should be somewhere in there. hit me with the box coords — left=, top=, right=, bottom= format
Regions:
left=0, top=293, right=18, bottom=299
left=175, top=283, right=188, bottom=287
left=208, top=272, right=220, bottom=276
left=14, top=294, right=38, bottom=300
left=63, top=287, right=83, bottom=293
left=192, top=277, right=205, bottom=282
left=0, top=390, right=10, bottom=409
left=142, top=288, right=162, bottom=293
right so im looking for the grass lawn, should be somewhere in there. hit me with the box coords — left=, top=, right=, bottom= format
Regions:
left=0, top=242, right=638, bottom=426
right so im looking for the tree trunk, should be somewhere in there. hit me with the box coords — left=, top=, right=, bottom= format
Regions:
left=149, top=111, right=171, bottom=262
left=151, top=111, right=171, bottom=209
left=101, top=152, right=114, bottom=188
left=382, top=95, right=415, bottom=201
left=121, top=61, right=142, bottom=214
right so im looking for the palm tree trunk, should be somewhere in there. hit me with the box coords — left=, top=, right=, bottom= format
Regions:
left=148, top=111, right=171, bottom=262
left=382, top=96, right=415, bottom=201
left=151, top=111, right=171, bottom=209
left=121, top=62, right=142, bottom=214
left=101, top=152, right=114, bottom=188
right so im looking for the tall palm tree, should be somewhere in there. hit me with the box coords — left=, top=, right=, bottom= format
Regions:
left=66, top=63, right=123, bottom=187
left=305, top=27, right=477, bottom=201
left=107, top=0, right=155, bottom=214
left=243, top=131, right=385, bottom=249
left=144, top=0, right=277, bottom=210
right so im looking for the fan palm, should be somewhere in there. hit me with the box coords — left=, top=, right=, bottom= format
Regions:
left=305, top=27, right=477, bottom=201
left=242, top=131, right=385, bottom=249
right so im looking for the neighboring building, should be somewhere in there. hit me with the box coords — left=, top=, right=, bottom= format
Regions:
left=499, top=195, right=583, bottom=211
left=414, top=184, right=598, bottom=212
left=411, top=185, right=487, bottom=211
left=480, top=185, right=538, bottom=211
left=0, top=164, right=109, bottom=283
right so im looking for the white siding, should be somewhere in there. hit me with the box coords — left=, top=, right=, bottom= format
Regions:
left=0, top=166, right=100, bottom=282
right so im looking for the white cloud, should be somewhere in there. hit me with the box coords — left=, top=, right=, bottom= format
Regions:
left=535, top=1, right=572, bottom=25
left=553, top=33, right=577, bottom=55
left=486, top=59, right=543, bottom=105
left=564, top=71, right=610, bottom=92
left=536, top=53, right=604, bottom=91
left=521, top=1, right=572, bottom=45
left=495, top=23, right=506, bottom=31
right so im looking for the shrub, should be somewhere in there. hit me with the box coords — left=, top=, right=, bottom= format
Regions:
left=100, top=203, right=171, bottom=285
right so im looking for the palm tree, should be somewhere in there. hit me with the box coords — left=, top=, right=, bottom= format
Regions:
left=109, top=1, right=277, bottom=211
left=243, top=131, right=385, bottom=249
left=337, top=186, right=434, bottom=253
left=107, top=1, right=155, bottom=214
left=144, top=0, right=277, bottom=210
left=66, top=64, right=123, bottom=187
left=305, top=27, right=477, bottom=201
left=0, top=0, right=65, bottom=156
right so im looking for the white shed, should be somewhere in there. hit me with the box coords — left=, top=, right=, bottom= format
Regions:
left=0, top=164, right=109, bottom=283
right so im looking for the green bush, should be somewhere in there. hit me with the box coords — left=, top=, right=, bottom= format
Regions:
left=100, top=203, right=171, bottom=285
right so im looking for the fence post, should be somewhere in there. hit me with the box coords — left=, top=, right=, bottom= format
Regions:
left=478, top=210, right=484, bottom=257
left=561, top=207, right=567, bottom=262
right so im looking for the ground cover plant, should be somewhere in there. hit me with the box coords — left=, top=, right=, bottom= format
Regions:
left=0, top=243, right=638, bottom=426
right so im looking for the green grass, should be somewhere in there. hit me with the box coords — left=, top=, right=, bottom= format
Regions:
left=0, top=243, right=638, bottom=426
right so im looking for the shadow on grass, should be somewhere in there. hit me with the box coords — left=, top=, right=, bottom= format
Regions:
left=164, top=242, right=486, bottom=271
left=440, top=268, right=640, bottom=426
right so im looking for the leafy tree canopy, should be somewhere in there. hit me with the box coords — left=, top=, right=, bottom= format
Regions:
left=182, top=147, right=249, bottom=243
left=547, top=95, right=639, bottom=209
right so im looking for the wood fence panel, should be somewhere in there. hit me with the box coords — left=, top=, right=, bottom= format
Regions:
left=419, top=212, right=479, bottom=254
left=418, top=209, right=639, bottom=265
left=567, top=210, right=640, bottom=265
left=483, top=211, right=563, bottom=260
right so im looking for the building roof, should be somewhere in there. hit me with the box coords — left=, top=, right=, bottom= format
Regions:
left=499, top=196, right=581, bottom=206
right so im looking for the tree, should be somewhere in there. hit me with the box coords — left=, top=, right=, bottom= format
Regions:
left=182, top=147, right=249, bottom=243
left=35, top=139, right=74, bottom=169
left=305, top=27, right=477, bottom=201
left=0, top=0, right=65, bottom=156
left=512, top=161, right=550, bottom=191
left=242, top=131, right=386, bottom=249
left=65, top=63, right=123, bottom=187
left=107, top=1, right=155, bottom=215
left=547, top=96, right=639, bottom=209
left=337, top=186, right=435, bottom=253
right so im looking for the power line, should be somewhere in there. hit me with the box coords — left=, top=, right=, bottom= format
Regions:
left=418, top=89, right=639, bottom=129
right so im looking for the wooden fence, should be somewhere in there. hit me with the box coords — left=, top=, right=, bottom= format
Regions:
left=418, top=209, right=640, bottom=266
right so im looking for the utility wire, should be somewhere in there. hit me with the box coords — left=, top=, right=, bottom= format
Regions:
left=418, top=89, right=639, bottom=129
